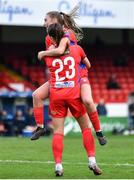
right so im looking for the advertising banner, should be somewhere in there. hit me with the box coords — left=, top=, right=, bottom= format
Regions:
left=0, top=0, right=134, bottom=28
left=64, top=117, right=128, bottom=135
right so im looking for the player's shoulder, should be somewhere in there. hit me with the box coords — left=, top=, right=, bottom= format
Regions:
left=68, top=45, right=79, bottom=53
left=45, top=56, right=54, bottom=66
left=45, top=35, right=54, bottom=49
left=64, top=28, right=77, bottom=43
left=71, top=44, right=84, bottom=52
left=77, top=45, right=83, bottom=50
left=69, top=44, right=79, bottom=49
left=45, top=35, right=53, bottom=43
left=46, top=34, right=50, bottom=40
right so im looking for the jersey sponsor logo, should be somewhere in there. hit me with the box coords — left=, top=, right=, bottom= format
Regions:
left=55, top=81, right=74, bottom=88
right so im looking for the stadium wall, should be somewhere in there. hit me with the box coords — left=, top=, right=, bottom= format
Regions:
left=1, top=27, right=134, bottom=45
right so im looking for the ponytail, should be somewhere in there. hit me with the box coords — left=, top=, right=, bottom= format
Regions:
left=46, top=5, right=83, bottom=41
left=60, top=5, right=83, bottom=41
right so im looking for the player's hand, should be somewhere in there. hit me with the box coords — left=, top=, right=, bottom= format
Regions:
left=38, top=51, right=46, bottom=60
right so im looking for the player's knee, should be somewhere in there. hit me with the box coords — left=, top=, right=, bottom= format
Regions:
left=32, top=91, right=39, bottom=100
left=82, top=98, right=93, bottom=108
left=53, top=128, right=64, bottom=134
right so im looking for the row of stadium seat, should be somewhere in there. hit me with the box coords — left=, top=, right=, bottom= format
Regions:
left=0, top=65, right=36, bottom=91
left=1, top=47, right=134, bottom=103
left=87, top=52, right=134, bottom=102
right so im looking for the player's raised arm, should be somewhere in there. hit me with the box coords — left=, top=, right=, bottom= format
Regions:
left=41, top=37, right=69, bottom=57
left=82, top=57, right=91, bottom=70
left=78, top=45, right=91, bottom=70
left=38, top=24, right=70, bottom=60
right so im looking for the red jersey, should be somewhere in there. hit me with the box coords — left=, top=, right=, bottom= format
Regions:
left=45, top=27, right=88, bottom=79
left=45, top=45, right=86, bottom=100
left=45, top=28, right=77, bottom=49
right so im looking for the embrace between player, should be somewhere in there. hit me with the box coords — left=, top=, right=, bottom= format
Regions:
left=31, top=9, right=107, bottom=146
left=31, top=7, right=107, bottom=176
left=39, top=23, right=102, bottom=176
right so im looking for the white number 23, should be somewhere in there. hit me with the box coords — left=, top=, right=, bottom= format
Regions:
left=52, top=57, right=75, bottom=81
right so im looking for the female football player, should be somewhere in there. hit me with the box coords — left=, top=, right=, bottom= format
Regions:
left=31, top=8, right=106, bottom=146
left=44, top=23, right=102, bottom=176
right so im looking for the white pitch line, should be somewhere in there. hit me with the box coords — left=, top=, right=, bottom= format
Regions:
left=0, top=160, right=134, bottom=167
left=0, top=159, right=54, bottom=164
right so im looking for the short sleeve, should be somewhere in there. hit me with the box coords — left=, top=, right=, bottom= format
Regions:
left=78, top=45, right=86, bottom=59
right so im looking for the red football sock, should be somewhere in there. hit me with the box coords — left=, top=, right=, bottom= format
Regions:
left=33, top=107, right=44, bottom=127
left=52, top=133, right=64, bottom=164
left=89, top=111, right=101, bottom=132
left=82, top=128, right=95, bottom=157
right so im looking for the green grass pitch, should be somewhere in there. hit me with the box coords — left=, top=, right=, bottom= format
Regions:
left=0, top=134, right=134, bottom=179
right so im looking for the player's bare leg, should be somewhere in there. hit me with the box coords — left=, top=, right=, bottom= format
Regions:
left=81, top=82, right=107, bottom=145
left=31, top=82, right=50, bottom=140
left=76, top=113, right=102, bottom=175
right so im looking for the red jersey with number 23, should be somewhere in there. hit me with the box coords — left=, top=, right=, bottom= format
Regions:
left=45, top=45, right=86, bottom=100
